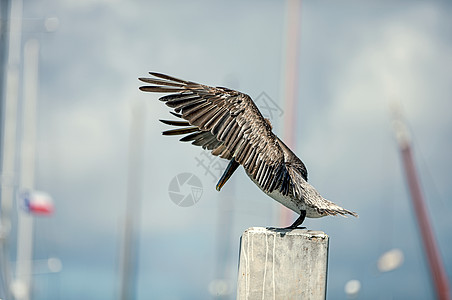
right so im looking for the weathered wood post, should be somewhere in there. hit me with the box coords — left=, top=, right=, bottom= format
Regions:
left=237, top=227, right=329, bottom=299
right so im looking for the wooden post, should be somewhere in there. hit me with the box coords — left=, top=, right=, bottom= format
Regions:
left=237, top=227, right=329, bottom=299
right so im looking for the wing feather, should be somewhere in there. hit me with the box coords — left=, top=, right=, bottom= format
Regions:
left=139, top=72, right=303, bottom=194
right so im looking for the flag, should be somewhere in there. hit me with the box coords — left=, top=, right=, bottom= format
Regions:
left=19, top=190, right=54, bottom=216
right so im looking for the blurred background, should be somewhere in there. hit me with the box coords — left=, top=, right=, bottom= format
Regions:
left=1, top=0, right=451, bottom=299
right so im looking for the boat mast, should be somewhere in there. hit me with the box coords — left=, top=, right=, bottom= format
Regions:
left=280, top=0, right=302, bottom=226
left=392, top=112, right=450, bottom=300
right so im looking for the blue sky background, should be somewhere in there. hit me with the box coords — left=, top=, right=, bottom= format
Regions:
left=3, top=0, right=452, bottom=299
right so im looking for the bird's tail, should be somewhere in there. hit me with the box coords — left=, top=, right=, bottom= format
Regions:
left=319, top=200, right=358, bottom=218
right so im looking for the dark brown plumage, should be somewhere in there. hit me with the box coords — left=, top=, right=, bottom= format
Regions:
left=139, top=72, right=357, bottom=227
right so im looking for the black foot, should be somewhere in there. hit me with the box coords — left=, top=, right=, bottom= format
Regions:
left=284, top=225, right=306, bottom=229
left=285, top=210, right=306, bottom=229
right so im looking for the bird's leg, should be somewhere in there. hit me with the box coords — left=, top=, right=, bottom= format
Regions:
left=286, top=210, right=306, bottom=229
left=216, top=158, right=240, bottom=191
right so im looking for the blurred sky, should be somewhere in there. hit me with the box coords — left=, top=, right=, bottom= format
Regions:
left=3, top=0, right=452, bottom=299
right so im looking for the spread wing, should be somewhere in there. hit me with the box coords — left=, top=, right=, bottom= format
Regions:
left=139, top=72, right=303, bottom=196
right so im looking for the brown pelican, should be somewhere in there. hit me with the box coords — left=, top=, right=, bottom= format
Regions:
left=139, top=72, right=357, bottom=228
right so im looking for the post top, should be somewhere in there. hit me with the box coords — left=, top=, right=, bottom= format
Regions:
left=243, top=227, right=328, bottom=240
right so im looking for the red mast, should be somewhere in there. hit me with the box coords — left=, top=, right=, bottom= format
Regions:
left=393, top=114, right=450, bottom=300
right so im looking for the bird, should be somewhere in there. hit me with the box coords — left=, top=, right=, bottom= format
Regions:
left=139, top=72, right=357, bottom=228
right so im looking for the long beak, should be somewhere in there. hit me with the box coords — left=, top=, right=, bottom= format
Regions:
left=216, top=158, right=240, bottom=191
